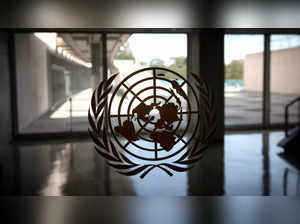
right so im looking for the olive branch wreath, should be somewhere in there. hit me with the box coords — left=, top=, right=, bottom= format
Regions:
left=88, top=72, right=217, bottom=179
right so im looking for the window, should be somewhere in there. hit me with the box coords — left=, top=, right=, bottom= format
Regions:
left=225, top=32, right=300, bottom=129
left=224, top=35, right=264, bottom=126
left=270, top=35, right=300, bottom=124
left=13, top=32, right=188, bottom=135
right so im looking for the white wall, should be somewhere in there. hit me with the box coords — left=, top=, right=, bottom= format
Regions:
left=244, top=47, right=300, bottom=94
left=270, top=47, right=300, bottom=94
left=244, top=53, right=263, bottom=92
left=15, top=34, right=50, bottom=131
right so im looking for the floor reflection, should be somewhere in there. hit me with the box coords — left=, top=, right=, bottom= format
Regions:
left=1, top=131, right=300, bottom=195
left=39, top=144, right=71, bottom=195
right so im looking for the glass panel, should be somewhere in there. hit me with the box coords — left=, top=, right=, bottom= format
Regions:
left=106, top=33, right=190, bottom=163
left=270, top=35, right=300, bottom=124
left=106, top=33, right=188, bottom=131
left=224, top=35, right=264, bottom=126
left=15, top=33, right=101, bottom=133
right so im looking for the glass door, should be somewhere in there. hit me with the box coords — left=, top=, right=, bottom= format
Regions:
left=15, top=32, right=103, bottom=134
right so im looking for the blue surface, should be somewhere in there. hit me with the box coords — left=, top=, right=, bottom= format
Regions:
left=225, top=79, right=244, bottom=88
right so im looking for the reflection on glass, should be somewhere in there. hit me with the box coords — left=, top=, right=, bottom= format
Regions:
left=39, top=144, right=72, bottom=196
left=15, top=33, right=101, bottom=133
left=107, top=33, right=188, bottom=134
left=107, top=33, right=187, bottom=77
left=270, top=35, right=300, bottom=124
left=224, top=35, right=264, bottom=126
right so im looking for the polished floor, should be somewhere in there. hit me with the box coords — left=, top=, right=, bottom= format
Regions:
left=225, top=91, right=299, bottom=126
left=0, top=131, right=299, bottom=195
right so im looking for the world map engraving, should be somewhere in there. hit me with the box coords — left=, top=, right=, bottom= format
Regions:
left=114, top=82, right=183, bottom=152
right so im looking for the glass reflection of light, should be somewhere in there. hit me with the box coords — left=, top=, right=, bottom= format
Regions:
left=39, top=144, right=72, bottom=196
left=34, top=32, right=57, bottom=51
left=50, top=88, right=92, bottom=119
left=119, top=137, right=189, bottom=196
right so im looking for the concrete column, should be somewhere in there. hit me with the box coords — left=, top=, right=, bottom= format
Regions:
left=189, top=29, right=224, bottom=142
left=91, top=35, right=103, bottom=89
left=187, top=30, right=225, bottom=195
left=199, top=29, right=225, bottom=142
left=188, top=143, right=224, bottom=195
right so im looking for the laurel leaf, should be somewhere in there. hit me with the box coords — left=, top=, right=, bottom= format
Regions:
left=118, top=165, right=151, bottom=176
left=160, top=163, right=192, bottom=172
left=94, top=146, right=119, bottom=162
left=203, top=81, right=209, bottom=96
left=190, top=140, right=203, bottom=156
left=191, top=73, right=203, bottom=85
left=91, top=90, right=97, bottom=116
left=191, top=144, right=208, bottom=157
left=100, top=85, right=112, bottom=103
left=120, top=153, right=137, bottom=165
left=110, top=140, right=121, bottom=161
left=197, top=87, right=209, bottom=99
left=88, top=109, right=98, bottom=134
left=193, top=72, right=209, bottom=96
left=108, top=162, right=137, bottom=169
left=97, top=114, right=104, bottom=133
left=196, top=84, right=205, bottom=91
left=199, top=93, right=210, bottom=112
left=175, top=156, right=202, bottom=165
left=204, top=121, right=217, bottom=142
left=88, top=129, right=105, bottom=148
left=105, top=73, right=119, bottom=88
left=174, top=149, right=190, bottom=162
left=102, top=127, right=109, bottom=149
left=156, top=165, right=173, bottom=177
left=96, top=99, right=107, bottom=117
left=97, top=80, right=104, bottom=100
left=140, top=166, right=156, bottom=179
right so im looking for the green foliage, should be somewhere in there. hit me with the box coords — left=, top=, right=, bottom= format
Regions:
left=149, top=56, right=187, bottom=79
left=225, top=59, right=244, bottom=80
left=140, top=61, right=147, bottom=66
left=115, top=52, right=135, bottom=60
left=168, top=57, right=187, bottom=79
left=171, top=56, right=186, bottom=68
left=150, top=58, right=165, bottom=67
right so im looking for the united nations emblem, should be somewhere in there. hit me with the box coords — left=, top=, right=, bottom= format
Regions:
left=88, top=67, right=216, bottom=178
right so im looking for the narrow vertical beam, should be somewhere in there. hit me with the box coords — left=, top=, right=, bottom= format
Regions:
left=102, top=33, right=109, bottom=129
left=102, top=33, right=108, bottom=81
left=262, top=132, right=270, bottom=196
left=263, top=34, right=271, bottom=127
left=91, top=42, right=100, bottom=75
left=186, top=31, right=192, bottom=80
left=102, top=33, right=111, bottom=195
left=8, top=32, right=19, bottom=140
left=199, top=29, right=224, bottom=141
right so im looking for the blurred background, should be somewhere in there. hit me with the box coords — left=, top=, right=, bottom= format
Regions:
left=1, top=29, right=300, bottom=196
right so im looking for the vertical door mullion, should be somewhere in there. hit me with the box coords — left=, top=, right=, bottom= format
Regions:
left=102, top=33, right=107, bottom=82
left=102, top=33, right=109, bottom=130
left=263, top=33, right=271, bottom=128
left=8, top=32, right=19, bottom=139
left=102, top=32, right=111, bottom=195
